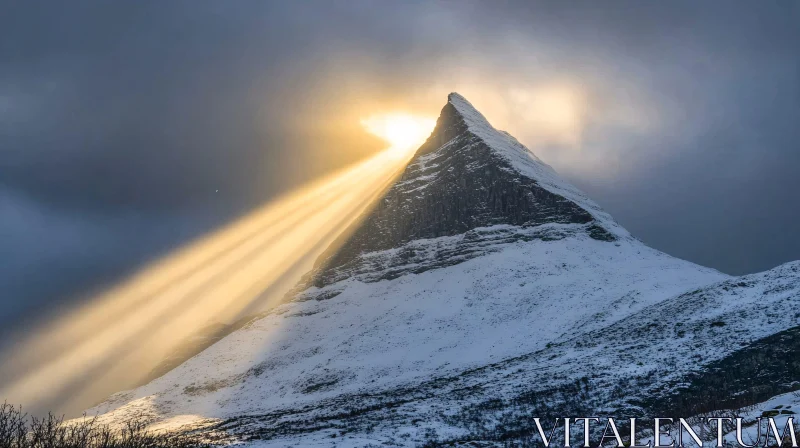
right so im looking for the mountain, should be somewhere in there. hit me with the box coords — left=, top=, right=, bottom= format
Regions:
left=86, top=94, right=799, bottom=446
left=292, top=93, right=620, bottom=293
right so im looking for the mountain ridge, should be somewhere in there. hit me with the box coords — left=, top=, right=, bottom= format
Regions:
left=441, top=93, right=626, bottom=237
left=294, top=92, right=621, bottom=294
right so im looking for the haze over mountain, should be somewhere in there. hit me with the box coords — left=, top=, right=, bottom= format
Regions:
left=85, top=94, right=800, bottom=446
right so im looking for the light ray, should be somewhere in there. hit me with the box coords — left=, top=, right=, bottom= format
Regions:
left=0, top=113, right=435, bottom=415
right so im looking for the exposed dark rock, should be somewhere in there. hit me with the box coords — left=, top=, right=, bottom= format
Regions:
left=655, top=325, right=800, bottom=416
left=295, top=93, right=612, bottom=292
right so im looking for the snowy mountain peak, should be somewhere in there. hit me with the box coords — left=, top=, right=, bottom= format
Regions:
left=431, top=93, right=626, bottom=236
left=286, top=94, right=628, bottom=294
left=447, top=91, right=469, bottom=103
left=423, top=92, right=541, bottom=167
left=446, top=92, right=492, bottom=128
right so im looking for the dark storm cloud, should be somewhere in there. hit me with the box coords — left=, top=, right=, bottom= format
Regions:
left=0, top=0, right=442, bottom=331
left=0, top=188, right=214, bottom=325
left=1, top=0, right=798, bottom=330
left=2, top=2, right=334, bottom=207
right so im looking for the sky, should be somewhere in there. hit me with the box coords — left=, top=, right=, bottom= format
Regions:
left=1, top=0, right=799, bottom=335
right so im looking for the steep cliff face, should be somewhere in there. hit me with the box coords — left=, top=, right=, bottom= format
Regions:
left=300, top=93, right=617, bottom=291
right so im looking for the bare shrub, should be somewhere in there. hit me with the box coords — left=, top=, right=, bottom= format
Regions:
left=0, top=402, right=210, bottom=448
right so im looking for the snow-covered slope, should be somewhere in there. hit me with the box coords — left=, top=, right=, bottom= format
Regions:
left=90, top=235, right=722, bottom=415
left=721, top=391, right=800, bottom=446
left=84, top=94, right=798, bottom=446
left=639, top=388, right=800, bottom=447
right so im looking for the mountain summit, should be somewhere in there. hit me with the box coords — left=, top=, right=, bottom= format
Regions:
left=297, top=92, right=619, bottom=292
left=87, top=94, right=800, bottom=447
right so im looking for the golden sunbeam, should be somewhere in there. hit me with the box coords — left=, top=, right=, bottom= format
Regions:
left=0, top=114, right=434, bottom=415
left=361, top=113, right=436, bottom=159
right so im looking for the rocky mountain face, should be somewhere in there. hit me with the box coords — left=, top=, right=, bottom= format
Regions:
left=295, top=93, right=615, bottom=293
left=87, top=94, right=799, bottom=447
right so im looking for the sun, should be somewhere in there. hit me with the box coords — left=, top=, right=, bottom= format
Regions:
left=361, top=113, right=436, bottom=158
